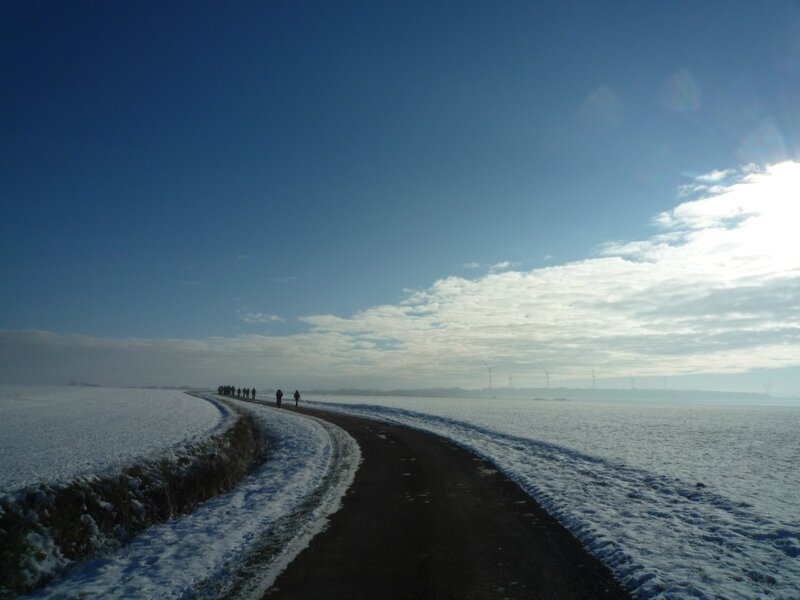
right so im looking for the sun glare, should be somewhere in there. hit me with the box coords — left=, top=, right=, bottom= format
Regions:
left=735, top=162, right=800, bottom=264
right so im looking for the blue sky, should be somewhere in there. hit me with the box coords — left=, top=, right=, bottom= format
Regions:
left=2, top=2, right=799, bottom=394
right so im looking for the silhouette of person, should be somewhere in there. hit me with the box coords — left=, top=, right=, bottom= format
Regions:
left=276, top=389, right=283, bottom=408
left=252, top=388, right=257, bottom=400
left=294, top=390, right=301, bottom=407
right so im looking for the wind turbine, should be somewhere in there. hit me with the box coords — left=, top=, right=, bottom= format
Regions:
left=544, top=370, right=550, bottom=389
left=592, top=368, right=596, bottom=389
left=481, top=360, right=493, bottom=390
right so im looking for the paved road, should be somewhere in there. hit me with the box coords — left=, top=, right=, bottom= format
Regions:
left=266, top=407, right=631, bottom=600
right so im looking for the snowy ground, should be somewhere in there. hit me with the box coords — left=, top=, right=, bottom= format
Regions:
left=0, top=386, right=233, bottom=492
left=8, top=386, right=795, bottom=598
left=305, top=395, right=800, bottom=600
left=19, top=394, right=360, bottom=599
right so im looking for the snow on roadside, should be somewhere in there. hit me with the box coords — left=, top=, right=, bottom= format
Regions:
left=302, top=398, right=800, bottom=600
left=2, top=390, right=251, bottom=595
left=24, top=397, right=360, bottom=599
left=0, top=386, right=233, bottom=492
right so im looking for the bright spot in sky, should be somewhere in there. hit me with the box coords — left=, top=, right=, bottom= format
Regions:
left=664, top=161, right=800, bottom=269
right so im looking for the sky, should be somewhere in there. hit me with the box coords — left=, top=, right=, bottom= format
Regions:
left=2, top=1, right=799, bottom=395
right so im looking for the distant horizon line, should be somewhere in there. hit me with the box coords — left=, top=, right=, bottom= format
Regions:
left=302, top=385, right=793, bottom=400
left=12, top=381, right=795, bottom=401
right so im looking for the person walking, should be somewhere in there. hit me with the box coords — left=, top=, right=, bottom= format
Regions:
left=276, top=389, right=283, bottom=408
left=294, top=389, right=301, bottom=407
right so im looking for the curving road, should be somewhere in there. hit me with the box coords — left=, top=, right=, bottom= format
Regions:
left=265, top=407, right=630, bottom=600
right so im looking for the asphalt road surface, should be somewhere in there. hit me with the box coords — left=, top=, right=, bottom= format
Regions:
left=266, top=407, right=631, bottom=600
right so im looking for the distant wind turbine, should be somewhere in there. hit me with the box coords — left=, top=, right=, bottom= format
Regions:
left=592, top=368, right=596, bottom=389
left=544, top=370, right=550, bottom=389
left=481, top=360, right=493, bottom=390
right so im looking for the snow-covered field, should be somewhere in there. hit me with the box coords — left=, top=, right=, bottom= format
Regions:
left=0, top=386, right=233, bottom=492
left=5, top=386, right=797, bottom=598
left=305, top=394, right=800, bottom=600
left=1, top=388, right=359, bottom=598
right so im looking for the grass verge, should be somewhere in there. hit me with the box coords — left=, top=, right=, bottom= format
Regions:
left=0, top=410, right=266, bottom=598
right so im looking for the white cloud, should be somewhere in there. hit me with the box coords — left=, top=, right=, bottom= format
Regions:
left=297, top=162, right=800, bottom=385
left=4, top=162, right=799, bottom=391
left=463, top=262, right=481, bottom=269
left=238, top=310, right=284, bottom=324
left=489, top=261, right=512, bottom=272
left=695, top=168, right=734, bottom=183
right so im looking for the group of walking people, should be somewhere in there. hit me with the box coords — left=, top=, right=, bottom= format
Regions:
left=217, top=385, right=301, bottom=408
left=218, top=385, right=256, bottom=399
left=274, top=389, right=301, bottom=408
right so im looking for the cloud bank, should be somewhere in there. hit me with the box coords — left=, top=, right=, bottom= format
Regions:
left=2, top=163, right=799, bottom=391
